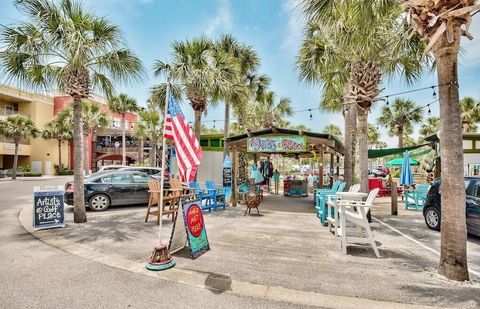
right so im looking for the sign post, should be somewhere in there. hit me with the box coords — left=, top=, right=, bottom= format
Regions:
left=33, top=186, right=65, bottom=230
left=223, top=154, right=232, bottom=206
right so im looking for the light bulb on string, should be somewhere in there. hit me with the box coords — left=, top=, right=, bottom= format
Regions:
left=213, top=120, right=216, bottom=128
left=432, top=86, right=437, bottom=99
left=428, top=105, right=431, bottom=115
left=386, top=96, right=389, bottom=106
left=309, top=109, right=313, bottom=120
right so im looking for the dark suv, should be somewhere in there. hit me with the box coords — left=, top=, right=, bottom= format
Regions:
left=423, top=176, right=480, bottom=236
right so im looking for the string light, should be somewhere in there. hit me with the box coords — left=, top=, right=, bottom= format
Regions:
left=309, top=109, right=313, bottom=120
left=432, top=86, right=437, bottom=99
left=213, top=120, right=216, bottom=128
left=428, top=105, right=431, bottom=115
left=386, top=96, right=389, bottom=106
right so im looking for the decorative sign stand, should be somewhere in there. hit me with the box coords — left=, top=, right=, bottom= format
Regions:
left=183, top=199, right=210, bottom=259
left=33, top=186, right=65, bottom=230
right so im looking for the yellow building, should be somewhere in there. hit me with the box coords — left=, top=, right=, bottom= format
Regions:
left=0, top=84, right=68, bottom=175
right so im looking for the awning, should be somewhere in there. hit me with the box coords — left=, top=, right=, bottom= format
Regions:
left=368, top=143, right=430, bottom=159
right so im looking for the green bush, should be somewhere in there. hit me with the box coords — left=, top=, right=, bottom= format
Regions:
left=57, top=169, right=74, bottom=175
left=18, top=166, right=32, bottom=172
left=23, top=172, right=42, bottom=177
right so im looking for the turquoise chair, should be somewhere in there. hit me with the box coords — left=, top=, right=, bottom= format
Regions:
left=205, top=180, right=226, bottom=210
left=189, top=181, right=214, bottom=212
left=313, top=181, right=341, bottom=204
left=405, top=183, right=430, bottom=210
left=315, top=182, right=346, bottom=225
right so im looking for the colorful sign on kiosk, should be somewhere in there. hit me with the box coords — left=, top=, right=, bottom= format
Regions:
left=247, top=136, right=307, bottom=153
left=33, top=186, right=65, bottom=230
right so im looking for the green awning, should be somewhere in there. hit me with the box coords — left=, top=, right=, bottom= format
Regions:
left=385, top=157, right=419, bottom=167
left=368, top=143, right=430, bottom=159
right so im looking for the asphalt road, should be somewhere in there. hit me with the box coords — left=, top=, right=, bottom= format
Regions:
left=0, top=177, right=309, bottom=309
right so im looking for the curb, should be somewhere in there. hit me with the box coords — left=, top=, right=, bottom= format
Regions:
left=19, top=205, right=444, bottom=309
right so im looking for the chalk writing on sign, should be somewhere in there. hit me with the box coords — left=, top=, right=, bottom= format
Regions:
left=247, top=136, right=306, bottom=153
left=33, top=189, right=65, bottom=230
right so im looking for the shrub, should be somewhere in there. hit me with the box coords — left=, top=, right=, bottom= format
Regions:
left=24, top=172, right=42, bottom=177
left=57, top=169, right=74, bottom=175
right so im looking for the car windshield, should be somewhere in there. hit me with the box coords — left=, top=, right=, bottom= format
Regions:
left=96, top=173, right=132, bottom=183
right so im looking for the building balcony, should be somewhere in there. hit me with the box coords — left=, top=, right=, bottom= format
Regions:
left=95, top=141, right=141, bottom=155
left=0, top=141, right=31, bottom=156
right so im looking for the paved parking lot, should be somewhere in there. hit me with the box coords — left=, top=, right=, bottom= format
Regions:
left=15, top=184, right=480, bottom=308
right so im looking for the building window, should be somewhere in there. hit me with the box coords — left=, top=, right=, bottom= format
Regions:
left=113, top=117, right=121, bottom=129
left=5, top=105, right=15, bottom=115
left=463, top=140, right=473, bottom=150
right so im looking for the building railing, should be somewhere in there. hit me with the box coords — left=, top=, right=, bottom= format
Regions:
left=0, top=136, right=30, bottom=145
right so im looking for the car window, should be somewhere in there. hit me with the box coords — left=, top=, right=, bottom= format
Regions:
left=470, top=181, right=480, bottom=198
left=150, top=169, right=161, bottom=175
left=132, top=174, right=150, bottom=183
left=101, top=173, right=131, bottom=183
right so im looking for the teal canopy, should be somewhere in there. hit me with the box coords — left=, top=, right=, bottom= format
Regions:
left=385, top=157, right=419, bottom=167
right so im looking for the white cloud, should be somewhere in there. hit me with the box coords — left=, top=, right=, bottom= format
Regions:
left=205, top=0, right=232, bottom=37
left=282, top=0, right=304, bottom=50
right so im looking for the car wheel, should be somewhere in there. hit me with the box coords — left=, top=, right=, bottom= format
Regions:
left=424, top=207, right=441, bottom=231
left=89, top=194, right=110, bottom=211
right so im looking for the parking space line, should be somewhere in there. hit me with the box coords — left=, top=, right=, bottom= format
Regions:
left=373, top=216, right=480, bottom=278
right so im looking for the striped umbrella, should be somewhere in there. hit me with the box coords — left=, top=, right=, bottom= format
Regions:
left=400, top=151, right=414, bottom=186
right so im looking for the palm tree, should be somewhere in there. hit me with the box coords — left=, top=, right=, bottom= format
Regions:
left=323, top=124, right=343, bottom=140
left=0, top=0, right=143, bottom=223
left=367, top=125, right=381, bottom=149
left=460, top=97, right=480, bottom=132
left=299, top=0, right=427, bottom=192
left=255, top=91, right=293, bottom=128
left=153, top=36, right=238, bottom=140
left=139, top=109, right=162, bottom=167
left=133, top=122, right=146, bottom=164
left=42, top=117, right=73, bottom=172
left=398, top=0, right=479, bottom=280
left=377, top=98, right=423, bottom=148
left=0, top=115, right=39, bottom=180
left=108, top=94, right=139, bottom=165
left=291, top=124, right=311, bottom=131
left=419, top=116, right=440, bottom=137
left=214, top=34, right=261, bottom=157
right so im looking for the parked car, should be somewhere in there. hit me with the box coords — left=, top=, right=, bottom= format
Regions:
left=98, top=165, right=129, bottom=172
left=371, top=166, right=389, bottom=178
left=423, top=176, right=480, bottom=236
left=65, top=171, right=158, bottom=211
left=118, top=167, right=169, bottom=179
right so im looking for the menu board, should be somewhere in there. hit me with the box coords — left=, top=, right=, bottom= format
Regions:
left=183, top=200, right=210, bottom=259
left=223, top=167, right=232, bottom=187
left=33, top=188, right=65, bottom=230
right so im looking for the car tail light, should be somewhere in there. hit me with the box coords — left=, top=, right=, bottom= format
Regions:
left=66, top=184, right=74, bottom=192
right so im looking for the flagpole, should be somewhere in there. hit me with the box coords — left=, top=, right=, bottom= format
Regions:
left=158, top=74, right=171, bottom=245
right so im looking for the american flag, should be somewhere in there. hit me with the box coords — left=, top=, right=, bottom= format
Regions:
left=164, top=92, right=202, bottom=182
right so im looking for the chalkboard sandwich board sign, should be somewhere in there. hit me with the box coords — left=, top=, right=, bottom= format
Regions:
left=33, top=187, right=65, bottom=230
left=183, top=199, right=210, bottom=259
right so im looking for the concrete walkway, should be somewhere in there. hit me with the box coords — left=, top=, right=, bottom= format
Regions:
left=18, top=191, right=480, bottom=308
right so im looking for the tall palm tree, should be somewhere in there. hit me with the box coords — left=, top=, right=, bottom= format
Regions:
left=0, top=0, right=143, bottom=223
left=367, top=124, right=381, bottom=149
left=323, top=124, right=343, bottom=140
left=139, top=109, right=162, bottom=167
left=132, top=122, right=146, bottom=164
left=62, top=101, right=109, bottom=174
left=398, top=0, right=479, bottom=280
left=420, top=116, right=440, bottom=137
left=300, top=0, right=427, bottom=192
left=42, top=117, right=73, bottom=172
left=108, top=94, right=139, bottom=165
left=255, top=91, right=293, bottom=128
left=153, top=36, right=238, bottom=140
left=0, top=115, right=39, bottom=180
left=377, top=98, right=423, bottom=147
left=460, top=97, right=480, bottom=132
left=214, top=34, right=261, bottom=157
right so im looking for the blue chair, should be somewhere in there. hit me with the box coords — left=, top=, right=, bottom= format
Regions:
left=315, top=182, right=346, bottom=225
left=189, top=181, right=214, bottom=212
left=205, top=180, right=226, bottom=210
left=405, top=183, right=430, bottom=210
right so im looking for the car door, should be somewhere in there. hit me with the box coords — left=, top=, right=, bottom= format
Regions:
left=131, top=173, right=151, bottom=204
left=467, top=180, right=480, bottom=236
left=100, top=173, right=134, bottom=205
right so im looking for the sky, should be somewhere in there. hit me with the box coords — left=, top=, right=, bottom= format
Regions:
left=1, top=0, right=480, bottom=147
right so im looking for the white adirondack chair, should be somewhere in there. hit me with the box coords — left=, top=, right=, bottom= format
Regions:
left=326, top=184, right=361, bottom=234
left=335, top=188, right=380, bottom=257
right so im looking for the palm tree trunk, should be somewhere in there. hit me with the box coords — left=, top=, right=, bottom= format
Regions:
left=83, top=135, right=89, bottom=175
left=58, top=139, right=62, bottom=172
left=12, top=142, right=19, bottom=180
left=67, top=140, right=71, bottom=169
left=344, top=104, right=353, bottom=187
left=223, top=101, right=230, bottom=158
left=398, top=127, right=404, bottom=148
left=121, top=115, right=126, bottom=165
left=138, top=138, right=144, bottom=164
left=433, top=26, right=468, bottom=281
left=73, top=98, right=87, bottom=223
left=357, top=110, right=368, bottom=193
left=351, top=104, right=358, bottom=183
left=194, top=110, right=202, bottom=141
